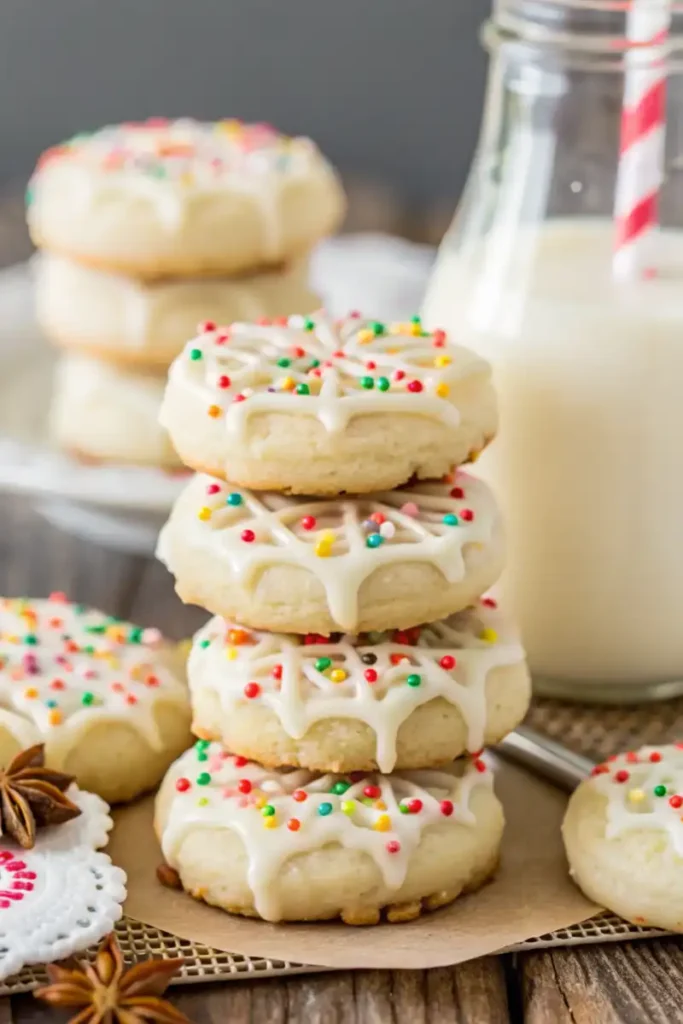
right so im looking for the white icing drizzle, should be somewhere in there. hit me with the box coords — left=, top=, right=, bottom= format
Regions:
left=0, top=596, right=189, bottom=768
left=160, top=742, right=492, bottom=921
left=163, top=312, right=492, bottom=439
left=158, top=470, right=502, bottom=631
left=30, top=119, right=333, bottom=237
left=189, top=600, right=524, bottom=771
left=590, top=745, right=683, bottom=856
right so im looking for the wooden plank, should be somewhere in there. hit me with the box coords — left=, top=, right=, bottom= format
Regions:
left=521, top=940, right=683, bottom=1024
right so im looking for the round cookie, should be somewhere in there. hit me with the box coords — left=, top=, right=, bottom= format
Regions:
left=155, top=742, right=503, bottom=924
left=0, top=595, right=191, bottom=803
left=563, top=745, right=683, bottom=932
left=27, top=118, right=345, bottom=278
left=159, top=312, right=498, bottom=495
left=36, top=253, right=319, bottom=368
left=157, top=470, right=505, bottom=633
left=189, top=599, right=530, bottom=773
left=50, top=354, right=182, bottom=469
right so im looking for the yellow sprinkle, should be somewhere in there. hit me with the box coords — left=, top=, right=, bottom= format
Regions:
left=314, top=530, right=336, bottom=558
left=434, top=355, right=452, bottom=367
left=48, top=709, right=63, bottom=727
left=386, top=347, right=400, bottom=355
left=479, top=628, right=498, bottom=643
left=198, top=796, right=209, bottom=807
left=225, top=647, right=238, bottom=661
left=469, top=448, right=481, bottom=463
left=330, top=669, right=347, bottom=683
left=198, top=506, right=212, bottom=522
left=374, top=799, right=387, bottom=811
left=255, top=797, right=267, bottom=810
left=280, top=376, right=296, bottom=391
left=629, top=788, right=646, bottom=803
left=410, top=323, right=422, bottom=336
left=24, top=687, right=38, bottom=699
left=357, top=329, right=375, bottom=344
left=374, top=814, right=391, bottom=832
left=216, top=118, right=242, bottom=136
left=264, top=817, right=278, bottom=829
left=180, top=172, right=194, bottom=187
left=207, top=404, right=221, bottom=418
left=435, top=383, right=450, bottom=398
left=341, top=800, right=355, bottom=815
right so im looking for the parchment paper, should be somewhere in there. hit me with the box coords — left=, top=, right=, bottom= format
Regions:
left=108, top=759, right=600, bottom=970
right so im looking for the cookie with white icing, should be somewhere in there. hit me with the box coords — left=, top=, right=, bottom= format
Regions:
left=155, top=742, right=503, bottom=924
left=50, top=354, right=183, bottom=469
left=0, top=595, right=192, bottom=803
left=159, top=313, right=498, bottom=495
left=157, top=470, right=505, bottom=634
left=188, top=600, right=529, bottom=773
left=563, top=744, right=683, bottom=932
left=27, top=118, right=345, bottom=278
left=36, top=254, right=318, bottom=369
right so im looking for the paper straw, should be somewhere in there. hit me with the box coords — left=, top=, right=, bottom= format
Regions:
left=613, top=0, right=670, bottom=280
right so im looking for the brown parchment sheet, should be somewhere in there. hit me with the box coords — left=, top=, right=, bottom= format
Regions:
left=108, top=758, right=599, bottom=971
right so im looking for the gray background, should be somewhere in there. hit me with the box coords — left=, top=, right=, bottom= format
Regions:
left=0, top=0, right=488, bottom=205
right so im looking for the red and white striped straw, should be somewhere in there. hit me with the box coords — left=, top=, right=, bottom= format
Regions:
left=613, top=0, right=670, bottom=280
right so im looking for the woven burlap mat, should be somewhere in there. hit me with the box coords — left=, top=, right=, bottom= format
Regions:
left=3, top=696, right=678, bottom=994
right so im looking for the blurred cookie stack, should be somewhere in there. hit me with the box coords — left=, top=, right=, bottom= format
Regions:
left=152, top=311, right=531, bottom=925
left=26, top=117, right=345, bottom=469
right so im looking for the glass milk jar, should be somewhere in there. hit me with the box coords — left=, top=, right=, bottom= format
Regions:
left=424, top=0, right=683, bottom=702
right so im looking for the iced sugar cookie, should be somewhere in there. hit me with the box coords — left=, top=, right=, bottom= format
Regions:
left=155, top=742, right=503, bottom=924
left=189, top=600, right=529, bottom=773
left=0, top=595, right=191, bottom=803
left=157, top=470, right=505, bottom=633
left=563, top=744, right=683, bottom=932
left=27, top=118, right=345, bottom=278
left=50, top=354, right=183, bottom=469
left=36, top=254, right=318, bottom=368
left=160, top=313, right=497, bottom=494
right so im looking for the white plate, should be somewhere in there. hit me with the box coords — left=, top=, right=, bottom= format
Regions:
left=0, top=237, right=435, bottom=552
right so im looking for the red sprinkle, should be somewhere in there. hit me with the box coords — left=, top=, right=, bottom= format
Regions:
left=440, top=800, right=454, bottom=817
left=432, top=329, right=447, bottom=347
left=288, top=818, right=301, bottom=832
left=233, top=394, right=246, bottom=403
left=292, top=346, right=306, bottom=358
left=591, top=764, right=610, bottom=776
left=244, top=682, right=261, bottom=699
left=366, top=361, right=377, bottom=370
left=386, top=840, right=401, bottom=854
left=407, top=799, right=423, bottom=814
left=233, top=755, right=248, bottom=767
left=450, top=486, right=465, bottom=499
left=363, top=785, right=381, bottom=799
left=393, top=369, right=406, bottom=382
left=50, top=679, right=65, bottom=691
left=199, top=320, right=216, bottom=333
left=670, top=795, right=683, bottom=809
left=649, top=751, right=662, bottom=762
left=364, top=669, right=378, bottom=683
left=460, top=509, right=474, bottom=522
left=474, top=758, right=487, bottom=773
left=241, top=529, right=256, bottom=543
left=626, top=751, right=640, bottom=764
left=215, top=332, right=230, bottom=345
left=300, top=516, right=317, bottom=531
left=126, top=694, right=138, bottom=706
left=176, top=778, right=191, bottom=793
left=482, top=597, right=498, bottom=608
left=614, top=769, right=630, bottom=783
left=207, top=483, right=221, bottom=494
left=293, top=789, right=307, bottom=803
left=407, top=380, right=423, bottom=393
left=390, top=653, right=409, bottom=666
left=237, top=779, right=252, bottom=794
left=271, top=664, right=283, bottom=681
left=370, top=512, right=386, bottom=525
left=439, top=655, right=456, bottom=670
left=217, top=375, right=231, bottom=389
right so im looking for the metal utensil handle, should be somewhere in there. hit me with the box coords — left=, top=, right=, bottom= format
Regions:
left=497, top=725, right=595, bottom=792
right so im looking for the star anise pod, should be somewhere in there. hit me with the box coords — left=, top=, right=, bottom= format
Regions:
left=35, top=932, right=191, bottom=1023
left=0, top=743, right=81, bottom=849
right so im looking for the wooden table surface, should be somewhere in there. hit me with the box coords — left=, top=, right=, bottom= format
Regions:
left=1, top=200, right=683, bottom=1023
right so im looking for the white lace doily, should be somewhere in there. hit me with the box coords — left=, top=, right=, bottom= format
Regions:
left=0, top=784, right=127, bottom=981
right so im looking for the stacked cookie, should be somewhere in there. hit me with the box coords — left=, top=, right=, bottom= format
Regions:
left=154, top=312, right=531, bottom=924
left=26, top=117, right=344, bottom=468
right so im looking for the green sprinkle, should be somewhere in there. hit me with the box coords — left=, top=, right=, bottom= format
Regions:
left=399, top=803, right=410, bottom=814
left=195, top=739, right=210, bottom=750
left=308, top=359, right=320, bottom=369
left=24, top=635, right=38, bottom=646
left=199, top=639, right=210, bottom=649
left=411, top=315, right=421, bottom=325
left=226, top=492, right=243, bottom=506
left=262, top=804, right=276, bottom=817
left=654, top=784, right=667, bottom=797
left=197, top=752, right=208, bottom=762
left=315, top=657, right=332, bottom=672
left=81, top=692, right=95, bottom=706
left=128, top=627, right=143, bottom=644
left=406, top=673, right=422, bottom=688
left=318, top=802, right=333, bottom=816
left=296, top=383, right=310, bottom=396
left=366, top=534, right=383, bottom=549
left=85, top=625, right=106, bottom=635
left=84, top=645, right=95, bottom=655
left=46, top=699, right=58, bottom=709
left=303, top=317, right=316, bottom=331
left=73, top=605, right=86, bottom=615
left=277, top=357, right=291, bottom=368
left=376, top=377, right=390, bottom=391
left=25, top=185, right=33, bottom=208
left=331, top=781, right=350, bottom=795
left=196, top=773, right=211, bottom=786
left=443, top=513, right=459, bottom=527
left=190, top=348, right=202, bottom=361
left=360, top=376, right=374, bottom=390
left=371, top=321, right=385, bottom=336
